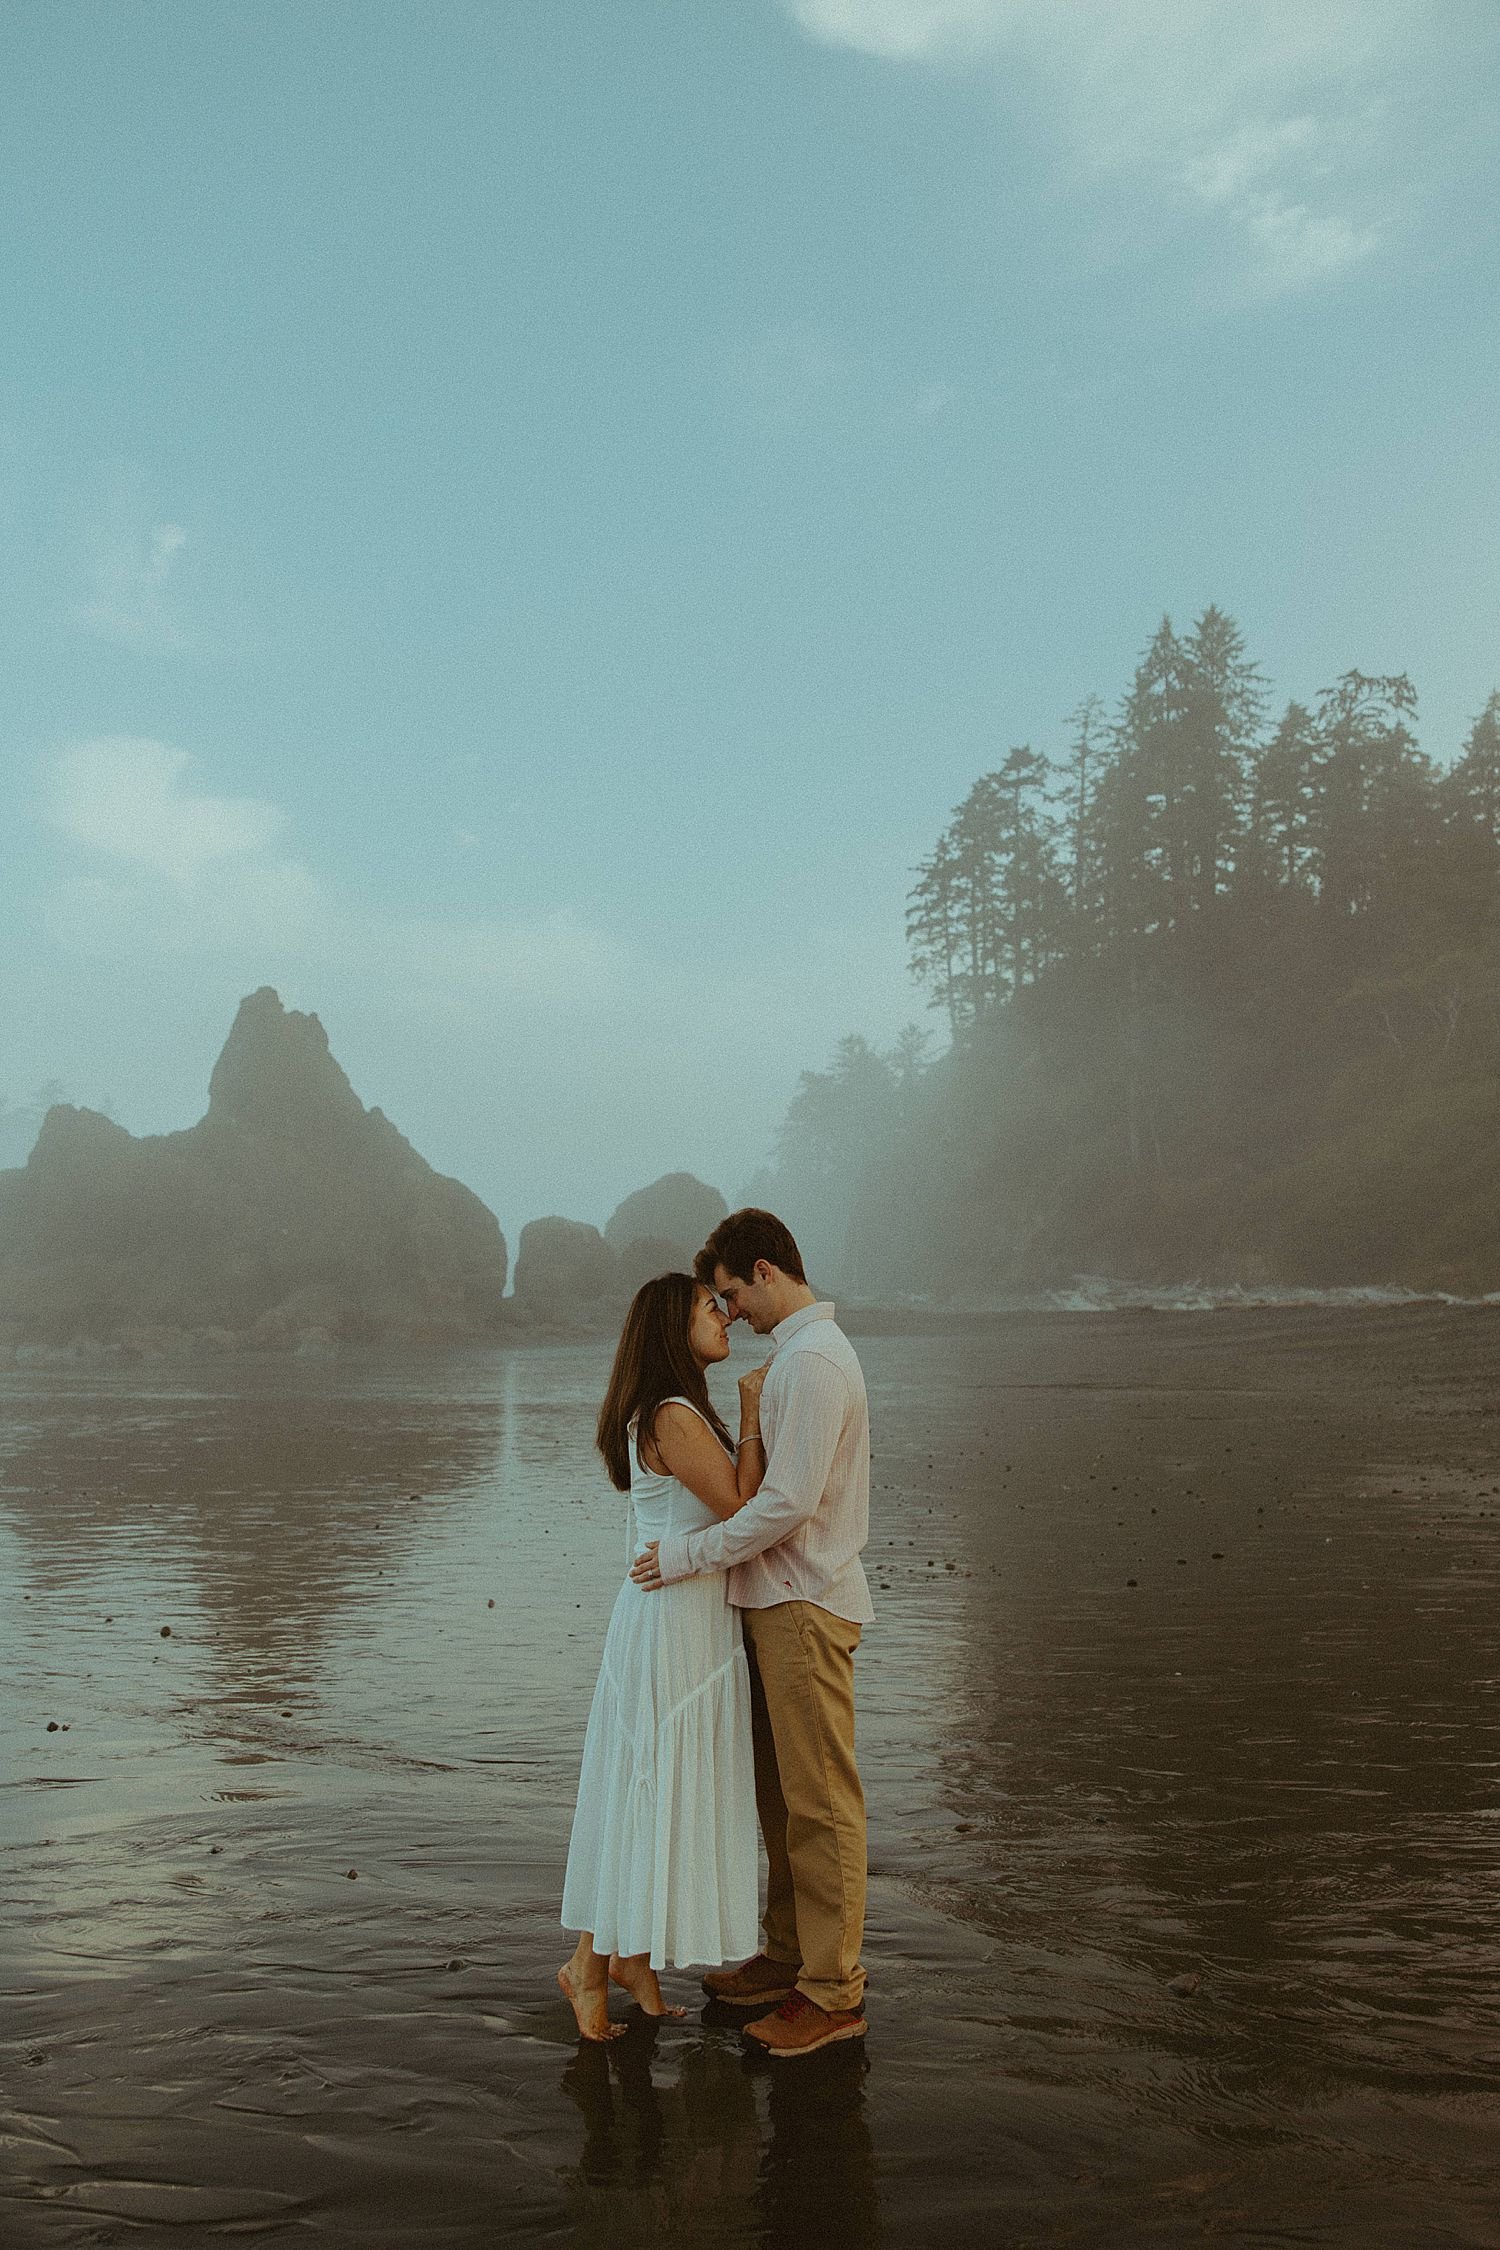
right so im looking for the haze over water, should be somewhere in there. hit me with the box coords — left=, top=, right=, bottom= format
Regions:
left=5, top=3, right=1499, bottom=1241
left=6, top=9, right=1500, bottom=2242
left=4, top=1306, right=1498, bottom=2248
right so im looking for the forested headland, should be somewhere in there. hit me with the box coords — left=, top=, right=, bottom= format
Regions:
left=755, top=610, right=1500, bottom=1299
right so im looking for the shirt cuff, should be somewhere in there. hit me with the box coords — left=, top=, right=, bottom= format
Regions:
left=655, top=1531, right=693, bottom=1584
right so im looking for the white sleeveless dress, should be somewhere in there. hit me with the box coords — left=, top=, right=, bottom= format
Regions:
left=561, top=1399, right=759, bottom=1969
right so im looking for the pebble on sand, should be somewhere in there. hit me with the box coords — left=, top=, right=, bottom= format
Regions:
left=347, top=1868, right=358, bottom=1879
left=160, top=1625, right=172, bottom=1637
left=1167, top=1972, right=1202, bottom=1997
left=446, top=1957, right=464, bottom=1971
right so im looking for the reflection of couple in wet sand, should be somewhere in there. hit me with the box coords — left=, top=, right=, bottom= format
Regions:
left=562, top=2019, right=878, bottom=2246
left=558, top=1208, right=873, bottom=2059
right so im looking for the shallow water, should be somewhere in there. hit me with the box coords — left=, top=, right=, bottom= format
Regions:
left=3, top=1308, right=1499, bottom=2248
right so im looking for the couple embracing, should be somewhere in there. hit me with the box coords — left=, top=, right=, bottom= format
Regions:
left=558, top=1207, right=873, bottom=2058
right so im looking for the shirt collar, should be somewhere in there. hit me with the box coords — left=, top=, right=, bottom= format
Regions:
left=769, top=1300, right=836, bottom=1352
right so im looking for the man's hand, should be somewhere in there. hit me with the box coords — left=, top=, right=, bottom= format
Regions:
left=630, top=1541, right=664, bottom=1591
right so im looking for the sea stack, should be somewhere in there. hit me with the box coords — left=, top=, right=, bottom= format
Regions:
left=604, top=1173, right=729, bottom=1277
left=0, top=988, right=508, bottom=1354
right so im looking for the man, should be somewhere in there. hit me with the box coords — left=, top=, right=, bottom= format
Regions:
left=629, top=1207, right=873, bottom=2057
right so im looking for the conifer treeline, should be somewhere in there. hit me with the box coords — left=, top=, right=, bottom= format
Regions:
left=907, top=606, right=1500, bottom=1035
left=759, top=608, right=1500, bottom=1293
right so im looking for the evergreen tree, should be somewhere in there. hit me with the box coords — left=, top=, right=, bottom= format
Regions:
left=1092, top=715, right=1157, bottom=952
left=1180, top=604, right=1264, bottom=909
left=776, top=1037, right=896, bottom=1186
left=888, top=1022, right=932, bottom=1103
left=1439, top=684, right=1500, bottom=895
left=994, top=744, right=1065, bottom=991
left=1061, top=693, right=1108, bottom=932
left=947, top=773, right=1008, bottom=1018
left=1307, top=671, right=1420, bottom=919
left=906, top=831, right=966, bottom=1035
left=1242, top=701, right=1318, bottom=898
left=872, top=613, right=1500, bottom=1293
left=1113, top=614, right=1192, bottom=924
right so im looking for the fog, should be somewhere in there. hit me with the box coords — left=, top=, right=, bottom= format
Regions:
left=4, top=906, right=914, bottom=1256
left=6, top=15, right=1500, bottom=2247
left=3, top=2, right=1498, bottom=1328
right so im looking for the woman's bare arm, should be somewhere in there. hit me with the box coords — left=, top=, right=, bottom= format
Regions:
left=642, top=1371, right=768, bottom=1520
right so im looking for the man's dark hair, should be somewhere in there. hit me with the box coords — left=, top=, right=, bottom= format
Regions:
left=694, top=1208, right=807, bottom=1287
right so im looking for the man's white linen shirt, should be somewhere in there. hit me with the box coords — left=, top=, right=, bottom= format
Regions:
left=653, top=1301, right=874, bottom=1626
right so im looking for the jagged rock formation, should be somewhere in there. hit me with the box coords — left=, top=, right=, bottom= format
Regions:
left=0, top=988, right=508, bottom=1354
left=603, top=1173, right=728, bottom=1273
left=511, top=1217, right=617, bottom=1325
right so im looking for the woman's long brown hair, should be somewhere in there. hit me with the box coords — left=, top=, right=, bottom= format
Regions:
left=596, top=1272, right=733, bottom=1492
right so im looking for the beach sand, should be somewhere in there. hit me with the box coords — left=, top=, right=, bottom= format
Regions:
left=2, top=1306, right=1498, bottom=2247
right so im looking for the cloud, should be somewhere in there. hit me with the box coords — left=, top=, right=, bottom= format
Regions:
left=44, top=739, right=322, bottom=960
left=74, top=464, right=195, bottom=650
left=783, top=0, right=1425, bottom=295
left=49, top=739, right=287, bottom=883
left=369, top=908, right=630, bottom=1015
left=735, top=321, right=957, bottom=431
left=786, top=0, right=1017, bottom=60
left=1237, top=199, right=1381, bottom=293
left=41, top=738, right=632, bottom=1012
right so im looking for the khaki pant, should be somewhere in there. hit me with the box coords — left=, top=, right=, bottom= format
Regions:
left=742, top=1601, right=866, bottom=2013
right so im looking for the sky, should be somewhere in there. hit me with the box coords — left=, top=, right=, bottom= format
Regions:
left=3, top=0, right=1498, bottom=1248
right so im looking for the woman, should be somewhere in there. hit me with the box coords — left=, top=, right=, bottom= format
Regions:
left=558, top=1271, right=767, bottom=2041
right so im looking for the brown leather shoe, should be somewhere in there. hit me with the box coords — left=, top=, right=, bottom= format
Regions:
left=743, top=1990, right=867, bottom=2056
left=701, top=1953, right=800, bottom=2006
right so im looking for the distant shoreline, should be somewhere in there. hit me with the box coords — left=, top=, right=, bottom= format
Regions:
left=4, top=1284, right=1499, bottom=1368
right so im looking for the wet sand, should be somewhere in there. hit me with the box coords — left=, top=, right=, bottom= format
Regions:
left=2, top=1307, right=1499, bottom=2248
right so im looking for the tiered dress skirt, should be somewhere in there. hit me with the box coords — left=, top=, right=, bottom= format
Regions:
left=561, top=1567, right=758, bottom=1970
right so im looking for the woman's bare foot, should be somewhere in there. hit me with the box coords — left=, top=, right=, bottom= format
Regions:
left=609, top=1954, right=686, bottom=2018
left=558, top=1961, right=625, bottom=2042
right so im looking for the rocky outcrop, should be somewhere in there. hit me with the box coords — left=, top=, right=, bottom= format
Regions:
left=603, top=1173, right=727, bottom=1275
left=612, top=1233, right=692, bottom=1295
left=510, top=1217, right=617, bottom=1325
left=510, top=1174, right=729, bottom=1327
left=0, top=988, right=508, bottom=1354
